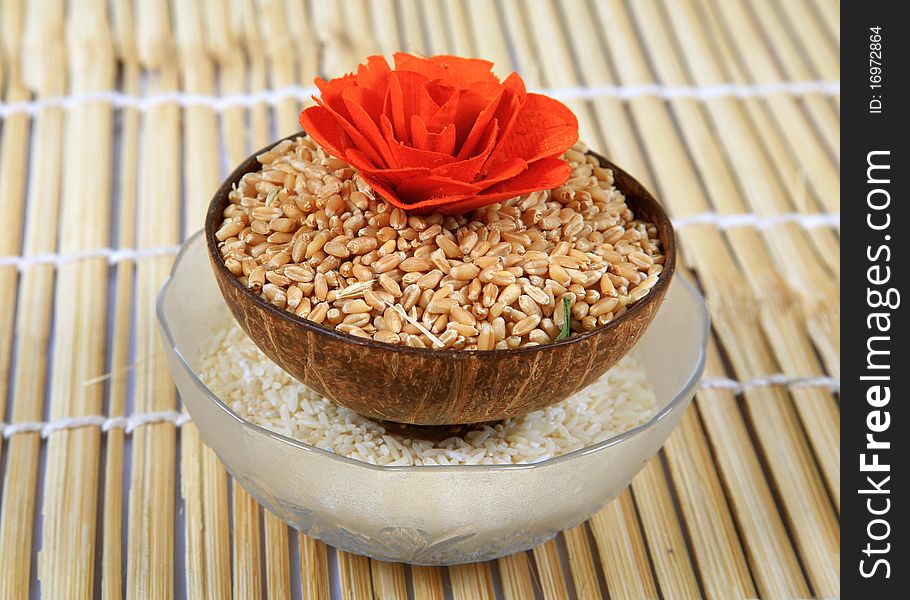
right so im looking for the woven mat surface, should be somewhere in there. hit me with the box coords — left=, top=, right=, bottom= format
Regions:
left=0, top=0, right=840, bottom=597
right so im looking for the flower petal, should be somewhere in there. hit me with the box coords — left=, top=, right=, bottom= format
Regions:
left=481, top=157, right=571, bottom=198
left=432, top=120, right=499, bottom=182
left=394, top=53, right=499, bottom=87
left=502, top=71, right=526, bottom=95
left=300, top=53, right=579, bottom=214
left=341, top=87, right=392, bottom=164
left=474, top=156, right=527, bottom=190
left=353, top=170, right=414, bottom=210
left=496, top=93, right=579, bottom=163
left=411, top=115, right=457, bottom=156
left=299, top=106, right=355, bottom=163
left=451, top=88, right=495, bottom=152
left=426, top=87, right=463, bottom=133
left=387, top=137, right=455, bottom=170
left=303, top=99, right=387, bottom=168
left=456, top=90, right=506, bottom=160
left=424, top=80, right=457, bottom=114
left=383, top=70, right=438, bottom=145
left=394, top=173, right=481, bottom=200
left=354, top=55, right=392, bottom=98
left=313, top=73, right=357, bottom=119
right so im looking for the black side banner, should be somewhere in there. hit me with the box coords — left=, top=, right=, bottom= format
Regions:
left=842, top=1, right=908, bottom=595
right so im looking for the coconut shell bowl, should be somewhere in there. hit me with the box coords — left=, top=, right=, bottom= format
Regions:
left=204, top=134, right=676, bottom=427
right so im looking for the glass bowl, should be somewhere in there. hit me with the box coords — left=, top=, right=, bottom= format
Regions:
left=158, top=232, right=709, bottom=565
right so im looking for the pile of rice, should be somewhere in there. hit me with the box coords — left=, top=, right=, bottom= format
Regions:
left=199, top=323, right=658, bottom=466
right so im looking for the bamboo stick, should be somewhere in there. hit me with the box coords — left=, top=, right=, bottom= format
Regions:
left=670, top=0, right=842, bottom=300
left=742, top=0, right=839, bottom=160
left=497, top=553, right=537, bottom=600
left=126, top=1, right=181, bottom=596
left=298, top=532, right=330, bottom=600
left=0, top=4, right=3, bottom=90
left=440, top=0, right=476, bottom=56
left=264, top=517, right=291, bottom=598
left=202, top=0, right=268, bottom=592
left=664, top=407, right=764, bottom=598
left=652, top=0, right=841, bottom=506
left=555, top=0, right=653, bottom=189
left=368, top=0, right=402, bottom=60
left=588, top=493, right=658, bottom=599
left=602, top=0, right=840, bottom=593
left=630, top=0, right=840, bottom=513
left=532, top=541, right=570, bottom=600
left=370, top=561, right=408, bottom=599
left=661, top=0, right=841, bottom=381
left=236, top=0, right=270, bottom=147
left=464, top=0, right=512, bottom=78
left=236, top=4, right=295, bottom=592
left=397, top=0, right=428, bottom=55
left=175, top=0, right=220, bottom=226
left=0, top=0, right=30, bottom=444
left=716, top=311, right=841, bottom=596
left=203, top=0, right=249, bottom=165
left=772, top=0, right=840, bottom=83
left=259, top=0, right=299, bottom=136
left=410, top=565, right=445, bottom=600
left=179, top=426, right=217, bottom=599
left=309, top=0, right=374, bottom=72
left=312, top=0, right=363, bottom=74
left=497, top=0, right=543, bottom=96
left=707, top=0, right=839, bottom=214
left=696, top=340, right=817, bottom=598
left=283, top=0, right=320, bottom=84
left=523, top=4, right=705, bottom=597
left=338, top=551, right=373, bottom=599
left=38, top=0, right=114, bottom=595
left=99, top=3, right=139, bottom=597
left=803, top=0, right=840, bottom=48
left=415, top=1, right=445, bottom=54
left=233, top=486, right=264, bottom=599
left=173, top=3, right=234, bottom=597
left=629, top=460, right=703, bottom=599
left=347, top=0, right=384, bottom=58
left=592, top=2, right=833, bottom=596
left=0, top=0, right=65, bottom=595
left=519, top=1, right=600, bottom=155
left=761, top=312, right=841, bottom=508
left=562, top=527, right=602, bottom=600
left=449, top=563, right=496, bottom=600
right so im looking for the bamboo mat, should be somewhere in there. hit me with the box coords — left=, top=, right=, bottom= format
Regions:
left=0, top=0, right=840, bottom=598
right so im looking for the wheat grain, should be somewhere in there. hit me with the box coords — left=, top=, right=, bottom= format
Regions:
left=216, top=136, right=663, bottom=348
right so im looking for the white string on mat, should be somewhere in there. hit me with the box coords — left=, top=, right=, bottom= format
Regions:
left=0, top=212, right=839, bottom=271
left=544, top=80, right=840, bottom=101
left=0, top=376, right=839, bottom=439
left=0, top=245, right=183, bottom=270
left=0, top=411, right=190, bottom=439
left=0, top=80, right=840, bottom=117
left=699, top=375, right=840, bottom=395
left=673, top=212, right=840, bottom=230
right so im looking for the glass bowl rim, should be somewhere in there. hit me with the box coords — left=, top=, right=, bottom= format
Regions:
left=158, top=231, right=710, bottom=473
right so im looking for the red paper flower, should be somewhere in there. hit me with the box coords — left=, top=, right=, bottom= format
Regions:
left=299, top=53, right=579, bottom=213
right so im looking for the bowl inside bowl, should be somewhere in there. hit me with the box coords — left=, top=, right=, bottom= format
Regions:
left=159, top=232, right=707, bottom=564
left=205, top=134, right=677, bottom=425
